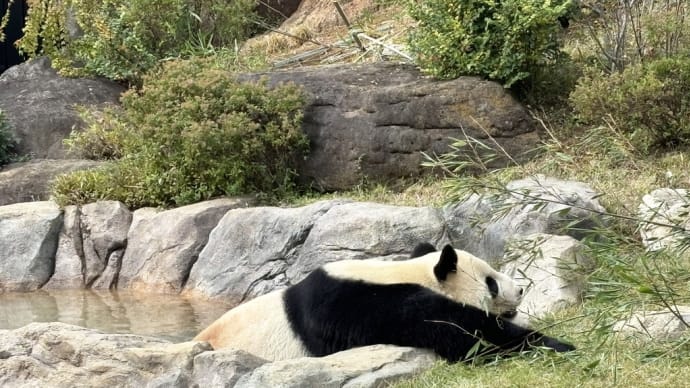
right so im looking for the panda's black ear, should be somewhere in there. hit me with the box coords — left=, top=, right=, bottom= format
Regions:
left=410, top=242, right=437, bottom=258
left=434, top=245, right=457, bottom=281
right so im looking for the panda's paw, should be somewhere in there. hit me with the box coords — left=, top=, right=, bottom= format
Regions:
left=541, top=336, right=576, bottom=353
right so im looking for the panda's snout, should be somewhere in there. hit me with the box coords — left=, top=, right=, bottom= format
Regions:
left=518, top=287, right=524, bottom=296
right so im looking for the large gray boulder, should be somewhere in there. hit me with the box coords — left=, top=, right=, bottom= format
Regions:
left=0, top=57, right=125, bottom=159
left=288, top=201, right=447, bottom=281
left=184, top=200, right=348, bottom=302
left=0, top=159, right=102, bottom=206
left=118, top=198, right=253, bottom=293
left=241, top=62, right=539, bottom=191
left=0, top=202, right=62, bottom=291
left=183, top=200, right=448, bottom=302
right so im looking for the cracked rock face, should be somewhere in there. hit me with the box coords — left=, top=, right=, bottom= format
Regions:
left=240, top=62, right=539, bottom=191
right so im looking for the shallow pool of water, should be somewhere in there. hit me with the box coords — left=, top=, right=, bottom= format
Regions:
left=0, top=289, right=234, bottom=342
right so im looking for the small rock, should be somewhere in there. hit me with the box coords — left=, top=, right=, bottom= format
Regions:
left=638, top=188, right=690, bottom=252
left=191, top=349, right=268, bottom=388
left=502, top=233, right=594, bottom=322
left=613, top=307, right=690, bottom=340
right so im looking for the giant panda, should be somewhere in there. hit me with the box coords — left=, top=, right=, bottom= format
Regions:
left=194, top=243, right=575, bottom=362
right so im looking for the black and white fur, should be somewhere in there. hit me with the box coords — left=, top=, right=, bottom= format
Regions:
left=194, top=244, right=574, bottom=361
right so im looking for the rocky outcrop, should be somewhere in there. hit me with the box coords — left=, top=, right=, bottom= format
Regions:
left=0, top=159, right=102, bottom=206
left=241, top=62, right=540, bottom=191
left=0, top=202, right=62, bottom=291
left=638, top=188, right=690, bottom=252
left=0, top=322, right=435, bottom=388
left=0, top=57, right=125, bottom=159
left=503, top=234, right=594, bottom=323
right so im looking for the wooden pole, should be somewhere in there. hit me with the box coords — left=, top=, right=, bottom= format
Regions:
left=333, top=1, right=365, bottom=52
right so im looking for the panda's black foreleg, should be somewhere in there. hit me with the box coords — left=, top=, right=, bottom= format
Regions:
left=403, top=296, right=575, bottom=362
left=479, top=316, right=576, bottom=356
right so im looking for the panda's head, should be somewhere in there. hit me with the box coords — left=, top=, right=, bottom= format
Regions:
left=416, top=243, right=523, bottom=318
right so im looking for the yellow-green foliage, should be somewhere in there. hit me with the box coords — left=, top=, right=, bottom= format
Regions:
left=570, top=57, right=690, bottom=151
left=53, top=57, right=309, bottom=208
left=18, top=0, right=257, bottom=83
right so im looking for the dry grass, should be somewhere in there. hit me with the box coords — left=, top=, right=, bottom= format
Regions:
left=242, top=1, right=413, bottom=68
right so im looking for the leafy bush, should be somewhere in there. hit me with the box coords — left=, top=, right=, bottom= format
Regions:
left=18, top=0, right=257, bottom=83
left=0, top=110, right=16, bottom=166
left=53, top=58, right=309, bottom=208
left=570, top=57, right=690, bottom=150
left=406, top=0, right=573, bottom=87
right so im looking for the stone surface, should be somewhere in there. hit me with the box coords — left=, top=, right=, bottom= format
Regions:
left=192, top=349, right=268, bottom=388
left=0, top=322, right=210, bottom=388
left=0, top=323, right=436, bottom=388
left=288, top=201, right=447, bottom=281
left=118, top=198, right=253, bottom=293
left=638, top=188, right=690, bottom=252
left=240, top=62, right=539, bottom=191
left=443, top=175, right=607, bottom=263
left=183, top=199, right=448, bottom=301
left=184, top=200, right=347, bottom=302
left=45, top=201, right=132, bottom=290
left=502, top=233, right=594, bottom=322
left=43, top=206, right=83, bottom=289
left=0, top=201, right=62, bottom=291
left=0, top=159, right=102, bottom=206
left=80, top=201, right=132, bottom=289
left=235, top=345, right=437, bottom=388
left=0, top=57, right=125, bottom=159
left=613, top=306, right=690, bottom=340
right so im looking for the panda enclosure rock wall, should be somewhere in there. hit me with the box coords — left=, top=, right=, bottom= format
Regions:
left=0, top=176, right=603, bottom=322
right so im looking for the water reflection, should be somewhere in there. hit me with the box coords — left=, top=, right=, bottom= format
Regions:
left=0, top=289, right=234, bottom=342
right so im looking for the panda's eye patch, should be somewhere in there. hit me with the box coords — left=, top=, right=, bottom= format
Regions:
left=486, top=276, right=499, bottom=298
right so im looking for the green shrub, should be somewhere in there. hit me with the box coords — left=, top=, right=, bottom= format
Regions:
left=54, top=58, right=309, bottom=208
left=0, top=110, right=17, bottom=166
left=19, top=0, right=257, bottom=83
left=406, top=0, right=573, bottom=87
left=64, top=107, right=131, bottom=160
left=570, top=57, right=690, bottom=150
